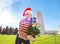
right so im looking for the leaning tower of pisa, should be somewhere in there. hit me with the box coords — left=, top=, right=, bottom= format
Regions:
left=36, top=11, right=46, bottom=34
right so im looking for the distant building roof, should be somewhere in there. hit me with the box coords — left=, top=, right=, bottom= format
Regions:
left=46, top=30, right=58, bottom=34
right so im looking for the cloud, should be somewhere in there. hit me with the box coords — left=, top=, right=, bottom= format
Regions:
left=0, top=0, right=19, bottom=27
left=0, top=8, right=14, bottom=24
left=0, top=0, right=19, bottom=9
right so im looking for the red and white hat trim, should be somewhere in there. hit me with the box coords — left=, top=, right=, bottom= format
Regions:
left=25, top=10, right=33, bottom=15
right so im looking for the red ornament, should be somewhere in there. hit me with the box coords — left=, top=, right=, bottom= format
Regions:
left=34, top=30, right=36, bottom=32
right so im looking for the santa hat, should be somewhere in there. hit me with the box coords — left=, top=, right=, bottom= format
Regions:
left=23, top=7, right=32, bottom=16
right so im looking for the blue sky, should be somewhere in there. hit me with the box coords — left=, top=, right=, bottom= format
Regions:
left=0, top=0, right=60, bottom=31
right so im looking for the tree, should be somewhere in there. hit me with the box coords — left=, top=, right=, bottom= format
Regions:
left=5, top=26, right=9, bottom=34
left=8, top=27, right=14, bottom=35
left=1, top=28, right=5, bottom=34
left=14, top=28, right=18, bottom=35
left=0, top=26, right=2, bottom=34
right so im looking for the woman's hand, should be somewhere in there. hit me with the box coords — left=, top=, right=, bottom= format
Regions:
left=27, top=35, right=35, bottom=42
left=32, top=23, right=39, bottom=28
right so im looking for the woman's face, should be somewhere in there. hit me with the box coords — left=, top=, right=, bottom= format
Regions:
left=26, top=12, right=32, bottom=18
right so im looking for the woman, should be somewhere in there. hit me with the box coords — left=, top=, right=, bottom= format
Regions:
left=15, top=7, right=34, bottom=44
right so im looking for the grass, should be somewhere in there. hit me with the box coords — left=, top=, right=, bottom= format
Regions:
left=0, top=34, right=60, bottom=44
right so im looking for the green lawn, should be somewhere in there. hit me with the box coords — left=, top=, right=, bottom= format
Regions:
left=0, top=34, right=60, bottom=44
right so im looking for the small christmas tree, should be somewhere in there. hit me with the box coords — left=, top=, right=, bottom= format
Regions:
left=27, top=17, right=40, bottom=36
